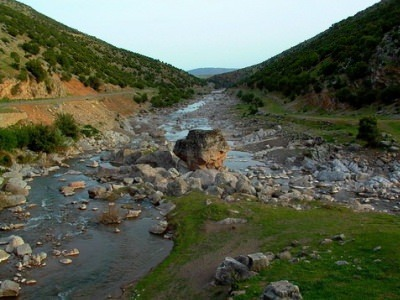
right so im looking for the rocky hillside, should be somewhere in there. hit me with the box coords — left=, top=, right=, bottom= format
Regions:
left=0, top=0, right=201, bottom=104
left=210, top=0, right=400, bottom=109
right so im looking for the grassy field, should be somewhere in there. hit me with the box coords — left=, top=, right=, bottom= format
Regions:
left=129, top=192, right=400, bottom=299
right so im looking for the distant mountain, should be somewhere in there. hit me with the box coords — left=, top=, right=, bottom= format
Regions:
left=0, top=0, right=201, bottom=106
left=188, top=68, right=237, bottom=78
left=210, top=0, right=400, bottom=109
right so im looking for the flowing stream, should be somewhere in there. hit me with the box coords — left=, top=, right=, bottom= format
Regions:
left=0, top=94, right=262, bottom=299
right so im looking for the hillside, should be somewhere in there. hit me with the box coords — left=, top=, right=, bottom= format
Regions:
left=0, top=0, right=201, bottom=106
left=210, top=0, right=400, bottom=109
left=188, top=68, right=237, bottom=78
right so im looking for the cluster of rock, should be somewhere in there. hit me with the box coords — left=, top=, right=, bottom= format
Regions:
left=0, top=235, right=45, bottom=297
left=214, top=251, right=302, bottom=299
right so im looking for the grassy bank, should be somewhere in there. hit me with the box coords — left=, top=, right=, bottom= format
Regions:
left=129, top=192, right=400, bottom=299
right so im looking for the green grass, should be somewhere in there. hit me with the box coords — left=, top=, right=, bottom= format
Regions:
left=129, top=193, right=400, bottom=300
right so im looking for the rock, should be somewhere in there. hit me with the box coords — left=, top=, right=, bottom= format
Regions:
left=166, top=178, right=189, bottom=196
left=173, top=129, right=230, bottom=170
left=278, top=250, right=292, bottom=261
left=86, top=160, right=99, bottom=168
left=335, top=260, right=349, bottom=266
left=60, top=186, right=75, bottom=196
left=157, top=202, right=176, bottom=216
left=136, top=150, right=181, bottom=170
left=236, top=177, right=257, bottom=195
left=0, top=249, right=10, bottom=262
left=149, top=220, right=168, bottom=235
left=112, top=148, right=142, bottom=165
left=149, top=191, right=164, bottom=205
left=261, top=280, right=303, bottom=300
left=247, top=252, right=271, bottom=272
left=0, top=280, right=20, bottom=297
left=215, top=256, right=254, bottom=286
left=88, top=186, right=108, bottom=199
left=205, top=185, right=224, bottom=197
left=189, top=169, right=218, bottom=189
left=0, top=194, right=27, bottom=209
left=316, top=170, right=350, bottom=182
left=131, top=164, right=169, bottom=186
left=16, top=243, right=32, bottom=256
left=5, top=235, right=24, bottom=253
left=30, top=252, right=47, bottom=266
left=125, top=209, right=141, bottom=218
left=4, top=178, right=29, bottom=196
left=62, top=248, right=80, bottom=256
left=69, top=181, right=86, bottom=189
left=59, top=258, right=73, bottom=265
left=215, top=171, right=238, bottom=189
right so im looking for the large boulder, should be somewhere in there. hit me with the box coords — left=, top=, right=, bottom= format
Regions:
left=173, top=129, right=230, bottom=171
left=261, top=280, right=303, bottom=300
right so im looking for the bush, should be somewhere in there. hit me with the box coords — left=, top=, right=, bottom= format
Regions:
left=81, top=124, right=100, bottom=138
left=27, top=124, right=65, bottom=153
left=25, top=59, right=47, bottom=82
left=0, top=151, right=13, bottom=167
left=54, top=113, right=80, bottom=141
left=357, top=116, right=380, bottom=146
left=0, top=128, right=18, bottom=151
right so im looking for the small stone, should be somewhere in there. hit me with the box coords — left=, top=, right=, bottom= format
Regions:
left=59, top=258, right=73, bottom=265
left=335, top=260, right=349, bottom=266
left=25, top=279, right=37, bottom=285
left=62, top=248, right=79, bottom=256
left=78, top=204, right=87, bottom=210
left=373, top=246, right=381, bottom=252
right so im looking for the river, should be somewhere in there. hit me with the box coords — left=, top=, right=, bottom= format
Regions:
left=0, top=92, right=263, bottom=299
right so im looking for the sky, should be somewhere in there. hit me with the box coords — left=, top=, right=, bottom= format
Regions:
left=17, top=0, right=380, bottom=71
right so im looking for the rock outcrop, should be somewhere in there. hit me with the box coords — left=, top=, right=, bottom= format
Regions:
left=173, top=129, right=230, bottom=171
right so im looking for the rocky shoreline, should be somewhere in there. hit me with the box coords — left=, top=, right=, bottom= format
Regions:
left=0, top=90, right=399, bottom=297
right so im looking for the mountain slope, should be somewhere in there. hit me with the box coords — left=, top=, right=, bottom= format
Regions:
left=211, top=0, right=400, bottom=109
left=0, top=0, right=201, bottom=105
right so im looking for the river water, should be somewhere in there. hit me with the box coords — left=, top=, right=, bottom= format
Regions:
left=0, top=93, right=263, bottom=299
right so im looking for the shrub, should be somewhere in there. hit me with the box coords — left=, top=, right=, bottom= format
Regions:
left=0, top=128, right=18, bottom=151
left=0, top=151, right=13, bottom=167
left=25, top=59, right=47, bottom=82
left=21, top=42, right=40, bottom=55
left=54, top=113, right=80, bottom=141
left=27, top=124, right=64, bottom=153
left=357, top=116, right=380, bottom=146
left=81, top=124, right=100, bottom=138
